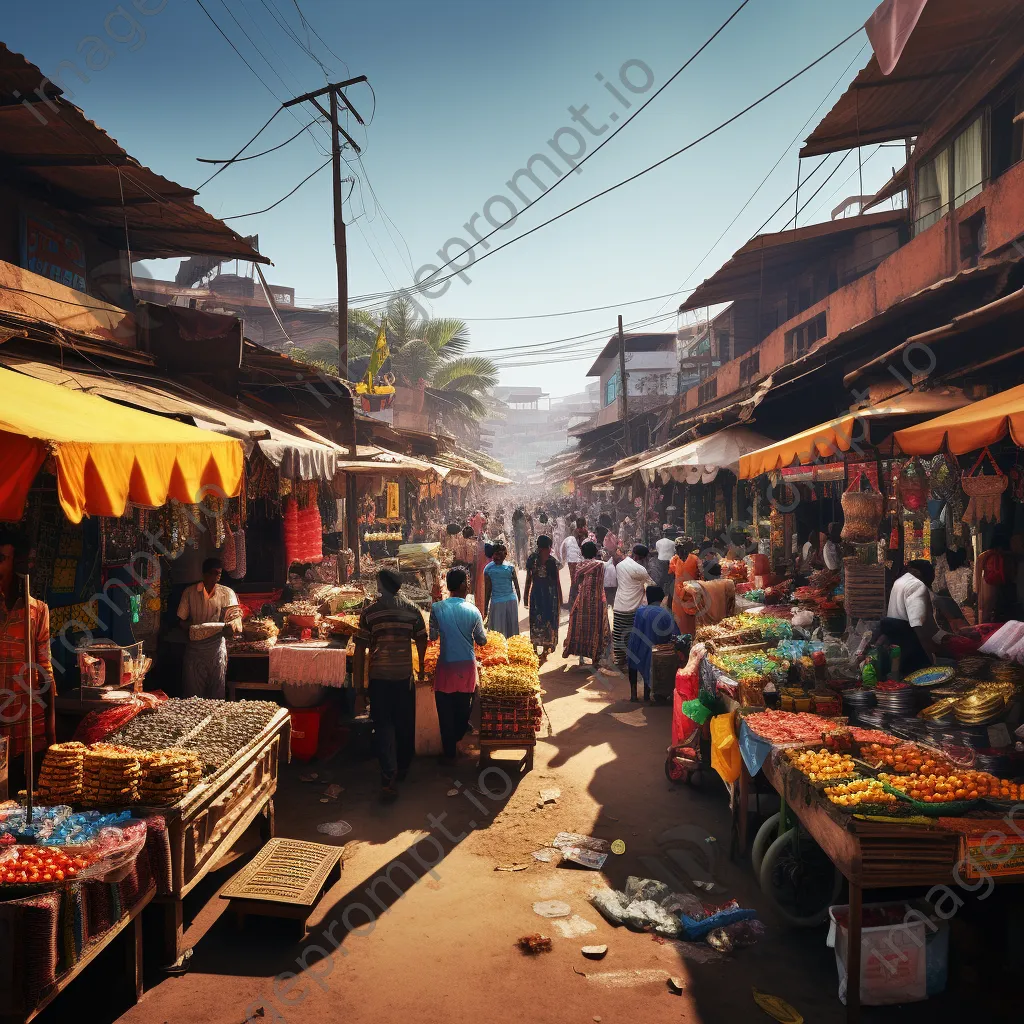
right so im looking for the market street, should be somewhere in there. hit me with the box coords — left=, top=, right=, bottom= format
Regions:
left=82, top=566, right=1006, bottom=1024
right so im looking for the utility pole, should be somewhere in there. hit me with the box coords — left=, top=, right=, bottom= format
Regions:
left=617, top=314, right=631, bottom=455
left=283, top=75, right=367, bottom=381
left=284, top=77, right=367, bottom=580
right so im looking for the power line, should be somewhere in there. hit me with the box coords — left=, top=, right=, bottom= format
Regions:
left=259, top=0, right=331, bottom=77
left=405, top=0, right=755, bottom=293
left=215, top=0, right=295, bottom=96
left=290, top=0, right=350, bottom=73
left=408, top=25, right=865, bottom=297
left=223, top=157, right=331, bottom=219
left=653, top=40, right=868, bottom=314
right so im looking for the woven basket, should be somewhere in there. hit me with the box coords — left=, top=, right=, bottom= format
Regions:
left=841, top=490, right=883, bottom=542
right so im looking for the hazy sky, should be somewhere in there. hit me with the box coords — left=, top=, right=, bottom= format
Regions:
left=7, top=0, right=896, bottom=395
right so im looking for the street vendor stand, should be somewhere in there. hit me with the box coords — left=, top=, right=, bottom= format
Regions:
left=137, top=707, right=291, bottom=962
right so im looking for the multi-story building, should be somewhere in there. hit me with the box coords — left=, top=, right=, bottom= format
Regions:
left=587, top=332, right=680, bottom=429
left=667, top=0, right=1024, bottom=444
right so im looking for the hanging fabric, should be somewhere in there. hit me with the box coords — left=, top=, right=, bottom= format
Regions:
left=961, top=447, right=1006, bottom=526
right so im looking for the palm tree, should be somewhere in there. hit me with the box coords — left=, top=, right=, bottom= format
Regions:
left=322, top=296, right=499, bottom=438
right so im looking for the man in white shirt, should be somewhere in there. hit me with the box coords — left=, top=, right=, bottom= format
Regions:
left=612, top=545, right=654, bottom=668
left=654, top=528, right=676, bottom=589
left=177, top=558, right=240, bottom=698
left=883, top=560, right=939, bottom=675
left=561, top=526, right=585, bottom=608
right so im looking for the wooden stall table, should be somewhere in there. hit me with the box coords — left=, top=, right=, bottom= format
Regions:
left=146, top=708, right=291, bottom=963
left=226, top=649, right=272, bottom=701
left=759, top=752, right=1024, bottom=1022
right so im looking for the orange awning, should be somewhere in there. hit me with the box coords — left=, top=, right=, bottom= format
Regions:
left=739, top=415, right=860, bottom=479
left=895, top=384, right=1024, bottom=455
left=0, top=366, right=244, bottom=523
left=739, top=390, right=973, bottom=478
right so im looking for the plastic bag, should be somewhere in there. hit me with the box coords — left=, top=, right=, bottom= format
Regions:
left=628, top=898, right=682, bottom=937
left=706, top=918, right=765, bottom=953
left=662, top=892, right=706, bottom=919
left=979, top=620, right=1024, bottom=659
left=590, top=888, right=628, bottom=926
left=624, top=876, right=669, bottom=904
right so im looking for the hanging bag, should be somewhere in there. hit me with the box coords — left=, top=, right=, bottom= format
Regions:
left=841, top=469, right=884, bottom=542
left=961, top=447, right=1006, bottom=526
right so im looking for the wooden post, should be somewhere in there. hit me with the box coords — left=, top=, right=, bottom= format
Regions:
left=618, top=314, right=630, bottom=455
left=329, top=88, right=349, bottom=382
left=22, top=573, right=33, bottom=822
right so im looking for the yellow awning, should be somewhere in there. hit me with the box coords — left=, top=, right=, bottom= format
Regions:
left=0, top=366, right=244, bottom=523
left=895, top=383, right=1024, bottom=455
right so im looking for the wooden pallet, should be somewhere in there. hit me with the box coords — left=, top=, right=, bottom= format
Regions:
left=220, top=838, right=343, bottom=931
left=843, top=560, right=886, bottom=619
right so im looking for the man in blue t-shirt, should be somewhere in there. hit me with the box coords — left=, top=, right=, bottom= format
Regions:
left=429, top=568, right=487, bottom=764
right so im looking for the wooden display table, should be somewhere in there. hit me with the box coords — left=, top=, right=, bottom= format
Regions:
left=478, top=738, right=534, bottom=773
left=759, top=753, right=1023, bottom=1022
left=220, top=838, right=343, bottom=933
left=148, top=708, right=291, bottom=963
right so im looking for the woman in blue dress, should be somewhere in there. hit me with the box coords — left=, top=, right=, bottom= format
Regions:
left=483, top=543, right=522, bottom=637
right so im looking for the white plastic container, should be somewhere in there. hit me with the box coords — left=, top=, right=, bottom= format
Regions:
left=827, top=900, right=948, bottom=1006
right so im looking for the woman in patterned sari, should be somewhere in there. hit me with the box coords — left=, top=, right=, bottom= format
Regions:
left=563, top=541, right=610, bottom=665
left=524, top=535, right=562, bottom=658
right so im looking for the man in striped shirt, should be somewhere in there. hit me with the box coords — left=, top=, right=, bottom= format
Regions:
left=358, top=569, right=428, bottom=800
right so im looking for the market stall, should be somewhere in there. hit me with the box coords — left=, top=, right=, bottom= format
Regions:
left=42, top=698, right=293, bottom=963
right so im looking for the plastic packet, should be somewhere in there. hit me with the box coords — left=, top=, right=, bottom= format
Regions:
left=628, top=898, right=682, bottom=937
left=706, top=918, right=765, bottom=953
left=661, top=892, right=706, bottom=919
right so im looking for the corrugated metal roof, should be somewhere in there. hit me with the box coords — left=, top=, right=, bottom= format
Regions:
left=801, top=0, right=1024, bottom=158
left=0, top=43, right=266, bottom=263
left=680, top=209, right=907, bottom=312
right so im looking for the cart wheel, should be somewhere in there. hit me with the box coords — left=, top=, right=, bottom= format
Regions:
left=759, top=826, right=843, bottom=928
left=751, top=812, right=781, bottom=877
left=665, top=756, right=688, bottom=784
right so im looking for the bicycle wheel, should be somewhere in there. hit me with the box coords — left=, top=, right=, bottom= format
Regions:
left=759, top=826, right=843, bottom=927
left=751, top=812, right=781, bottom=877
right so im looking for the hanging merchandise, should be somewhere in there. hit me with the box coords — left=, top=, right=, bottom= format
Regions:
left=386, top=481, right=400, bottom=520
left=230, top=527, right=247, bottom=579
left=221, top=526, right=236, bottom=574
left=896, top=458, right=930, bottom=513
left=1009, top=463, right=1024, bottom=504
left=929, top=452, right=959, bottom=501
left=961, top=447, right=1006, bottom=526
left=902, top=511, right=930, bottom=562
left=298, top=503, right=324, bottom=563
left=841, top=469, right=884, bottom=542
left=284, top=497, right=300, bottom=568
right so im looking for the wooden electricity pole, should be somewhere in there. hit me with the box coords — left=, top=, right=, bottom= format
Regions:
left=283, top=76, right=367, bottom=381
left=618, top=314, right=631, bottom=455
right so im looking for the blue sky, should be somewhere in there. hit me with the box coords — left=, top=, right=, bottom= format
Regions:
left=6, top=0, right=895, bottom=395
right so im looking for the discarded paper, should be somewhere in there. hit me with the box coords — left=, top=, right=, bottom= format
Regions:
left=317, top=820, right=352, bottom=838
left=533, top=900, right=572, bottom=918
left=554, top=914, right=598, bottom=939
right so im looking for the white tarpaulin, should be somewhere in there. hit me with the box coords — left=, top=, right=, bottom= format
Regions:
left=635, top=426, right=774, bottom=485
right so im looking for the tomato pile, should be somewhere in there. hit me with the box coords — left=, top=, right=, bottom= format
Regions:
left=744, top=710, right=833, bottom=744
left=0, top=847, right=96, bottom=884
left=877, top=769, right=1018, bottom=802
left=860, top=742, right=953, bottom=775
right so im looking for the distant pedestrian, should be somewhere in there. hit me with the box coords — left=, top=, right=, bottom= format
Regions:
left=358, top=569, right=428, bottom=799
left=429, top=568, right=487, bottom=765
left=484, top=543, right=522, bottom=638
left=561, top=526, right=586, bottom=609
left=563, top=541, right=610, bottom=666
left=524, top=535, right=562, bottom=658
left=612, top=544, right=655, bottom=668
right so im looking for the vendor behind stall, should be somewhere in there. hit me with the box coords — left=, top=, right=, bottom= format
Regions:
left=0, top=526, right=54, bottom=787
left=176, top=557, right=240, bottom=699
left=882, top=560, right=941, bottom=674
